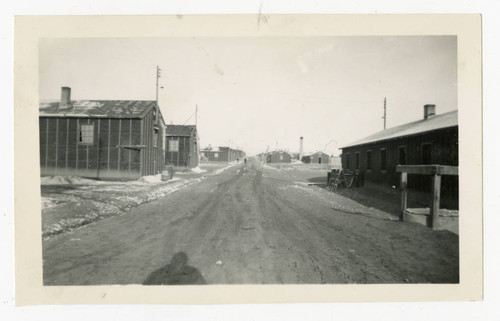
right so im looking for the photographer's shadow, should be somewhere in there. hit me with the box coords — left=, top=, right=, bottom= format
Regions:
left=143, top=252, right=206, bottom=285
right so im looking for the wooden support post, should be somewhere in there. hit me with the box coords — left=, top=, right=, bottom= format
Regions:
left=45, top=118, right=49, bottom=172
left=129, top=119, right=132, bottom=175
left=400, top=172, right=408, bottom=221
left=107, top=119, right=111, bottom=174
left=86, top=118, right=90, bottom=176
left=65, top=119, right=69, bottom=174
left=97, top=119, right=100, bottom=179
left=55, top=118, right=59, bottom=172
left=139, top=118, right=143, bottom=176
left=75, top=119, right=79, bottom=175
left=431, top=173, right=441, bottom=228
left=118, top=119, right=122, bottom=174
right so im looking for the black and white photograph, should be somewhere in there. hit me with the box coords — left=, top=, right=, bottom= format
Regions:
left=13, top=14, right=484, bottom=306
left=38, top=34, right=460, bottom=285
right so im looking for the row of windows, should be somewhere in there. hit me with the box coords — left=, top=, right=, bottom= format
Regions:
left=344, top=144, right=432, bottom=171
left=76, top=124, right=161, bottom=147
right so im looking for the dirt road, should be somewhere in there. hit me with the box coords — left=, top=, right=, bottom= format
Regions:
left=43, top=158, right=458, bottom=285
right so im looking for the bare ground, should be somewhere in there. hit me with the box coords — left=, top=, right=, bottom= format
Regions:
left=42, top=158, right=458, bottom=285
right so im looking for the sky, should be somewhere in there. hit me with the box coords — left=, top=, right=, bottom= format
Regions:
left=39, top=36, right=457, bottom=156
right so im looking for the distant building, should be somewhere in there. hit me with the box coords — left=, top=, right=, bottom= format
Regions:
left=201, top=146, right=245, bottom=163
left=266, top=151, right=292, bottom=163
left=301, top=151, right=330, bottom=164
left=39, top=87, right=166, bottom=180
left=330, top=156, right=342, bottom=168
left=340, top=105, right=458, bottom=206
left=165, top=125, right=199, bottom=168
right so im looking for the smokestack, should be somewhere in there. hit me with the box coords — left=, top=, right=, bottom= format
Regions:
left=60, top=87, right=71, bottom=109
left=424, top=104, right=436, bottom=120
left=299, top=136, right=304, bottom=160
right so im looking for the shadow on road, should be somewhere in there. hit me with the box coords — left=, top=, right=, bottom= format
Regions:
left=143, top=252, right=206, bottom=285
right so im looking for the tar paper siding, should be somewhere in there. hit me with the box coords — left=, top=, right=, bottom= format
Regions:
left=202, top=148, right=245, bottom=163
left=267, top=152, right=292, bottom=163
left=202, top=150, right=230, bottom=163
left=141, top=107, right=165, bottom=177
left=39, top=108, right=164, bottom=180
left=341, top=126, right=458, bottom=206
left=165, top=135, right=199, bottom=168
left=302, top=152, right=330, bottom=164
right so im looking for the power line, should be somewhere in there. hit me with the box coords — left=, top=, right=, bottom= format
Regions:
left=182, top=110, right=197, bottom=125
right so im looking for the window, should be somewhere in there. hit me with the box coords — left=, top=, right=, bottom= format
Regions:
left=380, top=148, right=387, bottom=171
left=345, top=153, right=350, bottom=169
left=355, top=152, right=360, bottom=170
left=421, top=143, right=432, bottom=165
left=398, top=146, right=407, bottom=165
left=153, top=129, right=158, bottom=147
left=366, top=150, right=372, bottom=170
left=279, top=154, right=283, bottom=161
left=169, top=139, right=179, bottom=152
left=79, top=124, right=94, bottom=144
left=214, top=153, right=219, bottom=158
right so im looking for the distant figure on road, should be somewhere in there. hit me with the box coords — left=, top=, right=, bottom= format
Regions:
left=244, top=158, right=247, bottom=164
left=237, top=158, right=239, bottom=163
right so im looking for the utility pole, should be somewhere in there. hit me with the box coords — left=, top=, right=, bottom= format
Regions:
left=195, top=104, right=198, bottom=127
left=194, top=104, right=200, bottom=163
left=383, top=97, right=387, bottom=130
left=155, top=65, right=161, bottom=124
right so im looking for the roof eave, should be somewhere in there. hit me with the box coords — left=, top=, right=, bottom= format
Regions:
left=340, top=124, right=458, bottom=149
left=39, top=114, right=143, bottom=119
left=138, top=102, right=158, bottom=119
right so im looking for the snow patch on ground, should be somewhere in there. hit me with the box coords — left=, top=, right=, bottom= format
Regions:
left=263, top=164, right=280, bottom=171
left=42, top=174, right=178, bottom=186
left=137, top=174, right=163, bottom=183
left=41, top=197, right=57, bottom=210
left=41, top=176, right=106, bottom=185
left=213, top=163, right=237, bottom=175
left=191, top=166, right=207, bottom=173
left=41, top=174, right=208, bottom=239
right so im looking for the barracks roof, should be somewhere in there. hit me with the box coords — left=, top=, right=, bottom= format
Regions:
left=39, top=100, right=158, bottom=119
left=341, top=110, right=458, bottom=149
left=165, top=125, right=196, bottom=137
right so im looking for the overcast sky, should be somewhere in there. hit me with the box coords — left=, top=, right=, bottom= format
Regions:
left=39, top=36, right=457, bottom=156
